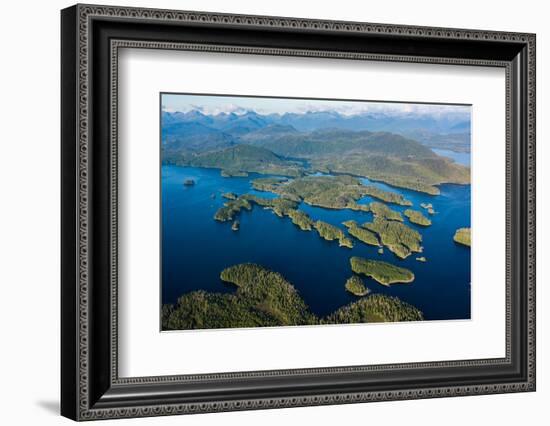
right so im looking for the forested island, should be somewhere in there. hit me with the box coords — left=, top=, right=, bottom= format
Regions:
left=162, top=263, right=423, bottom=330
left=363, top=218, right=423, bottom=259
left=287, top=209, right=315, bottom=231
left=342, top=220, right=380, bottom=247
left=213, top=197, right=253, bottom=222
left=404, top=209, right=432, bottom=226
left=369, top=201, right=403, bottom=221
left=324, top=294, right=424, bottom=323
left=350, top=257, right=415, bottom=286
left=314, top=220, right=354, bottom=248
left=345, top=275, right=371, bottom=296
left=214, top=194, right=296, bottom=222
left=454, top=227, right=471, bottom=247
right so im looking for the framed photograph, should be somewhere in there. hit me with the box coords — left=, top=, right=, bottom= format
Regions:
left=61, top=4, right=536, bottom=421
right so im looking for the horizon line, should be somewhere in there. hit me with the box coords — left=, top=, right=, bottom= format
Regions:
left=160, top=92, right=472, bottom=118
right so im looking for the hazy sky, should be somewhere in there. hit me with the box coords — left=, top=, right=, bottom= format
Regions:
left=161, top=93, right=471, bottom=119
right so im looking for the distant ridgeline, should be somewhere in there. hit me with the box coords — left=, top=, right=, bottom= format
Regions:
left=161, top=109, right=470, bottom=195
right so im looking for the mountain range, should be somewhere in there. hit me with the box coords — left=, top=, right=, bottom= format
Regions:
left=161, top=109, right=470, bottom=154
left=161, top=109, right=470, bottom=195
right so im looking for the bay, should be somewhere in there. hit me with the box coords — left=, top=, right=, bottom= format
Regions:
left=431, top=148, right=471, bottom=166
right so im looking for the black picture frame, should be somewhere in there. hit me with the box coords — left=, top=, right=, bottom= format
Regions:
left=61, top=4, right=536, bottom=421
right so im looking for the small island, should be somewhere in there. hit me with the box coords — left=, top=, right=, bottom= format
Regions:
left=183, top=178, right=195, bottom=186
left=231, top=220, right=240, bottom=231
left=416, top=256, right=427, bottom=262
left=363, top=218, right=423, bottom=259
left=344, top=275, right=370, bottom=296
left=350, top=257, right=415, bottom=286
left=453, top=227, right=471, bottom=247
left=404, top=209, right=432, bottom=226
left=420, top=202, right=435, bottom=215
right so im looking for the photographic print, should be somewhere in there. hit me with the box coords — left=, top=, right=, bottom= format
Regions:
left=160, top=93, right=471, bottom=331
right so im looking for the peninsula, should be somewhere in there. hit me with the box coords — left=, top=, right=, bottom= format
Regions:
left=314, top=220, right=354, bottom=248
left=213, top=197, right=252, bottom=222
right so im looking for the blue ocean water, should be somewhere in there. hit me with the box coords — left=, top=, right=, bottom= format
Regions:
left=431, top=148, right=471, bottom=167
left=161, top=165, right=471, bottom=321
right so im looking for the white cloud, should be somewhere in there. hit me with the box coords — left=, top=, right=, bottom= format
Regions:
left=294, top=101, right=470, bottom=119
left=162, top=93, right=470, bottom=120
left=164, top=102, right=267, bottom=116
